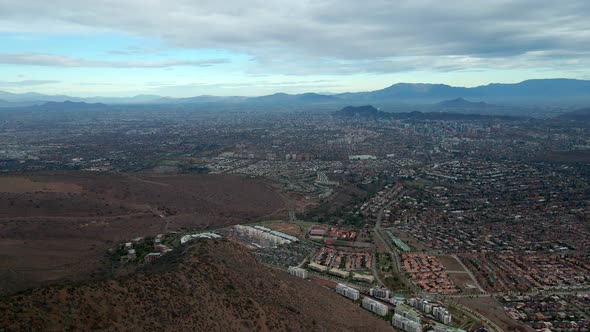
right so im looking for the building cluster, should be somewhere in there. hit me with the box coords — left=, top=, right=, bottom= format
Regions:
left=284, top=153, right=312, bottom=161
left=252, top=240, right=315, bottom=269
left=500, top=293, right=590, bottom=331
left=117, top=234, right=172, bottom=265
left=402, top=254, right=458, bottom=294
left=232, top=224, right=297, bottom=248
left=309, top=247, right=373, bottom=280
left=385, top=158, right=588, bottom=294
left=358, top=183, right=403, bottom=227
left=180, top=232, right=222, bottom=244
left=349, top=154, right=377, bottom=160
left=216, top=159, right=342, bottom=199
left=308, top=225, right=373, bottom=248
left=335, top=284, right=391, bottom=318
left=409, top=298, right=452, bottom=325
left=460, top=252, right=590, bottom=292
left=392, top=304, right=423, bottom=332
left=309, top=225, right=358, bottom=241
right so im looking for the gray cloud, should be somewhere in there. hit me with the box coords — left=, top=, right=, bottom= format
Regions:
left=0, top=79, right=60, bottom=87
left=0, top=53, right=229, bottom=68
left=0, top=0, right=589, bottom=74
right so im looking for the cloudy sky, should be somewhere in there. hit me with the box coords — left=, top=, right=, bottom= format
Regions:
left=0, top=0, right=589, bottom=97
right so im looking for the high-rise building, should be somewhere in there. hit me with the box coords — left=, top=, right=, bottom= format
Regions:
left=362, top=298, right=389, bottom=316
left=392, top=314, right=423, bottom=332
left=433, top=306, right=452, bottom=324
left=395, top=304, right=422, bottom=323
left=288, top=266, right=308, bottom=279
left=335, top=283, right=359, bottom=301
left=369, top=287, right=390, bottom=299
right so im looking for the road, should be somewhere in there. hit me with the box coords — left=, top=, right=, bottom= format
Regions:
left=371, top=251, right=386, bottom=287
left=447, top=300, right=506, bottom=332
left=371, top=186, right=412, bottom=293
left=451, top=254, right=486, bottom=293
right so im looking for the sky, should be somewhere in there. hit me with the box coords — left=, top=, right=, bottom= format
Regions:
left=0, top=0, right=589, bottom=97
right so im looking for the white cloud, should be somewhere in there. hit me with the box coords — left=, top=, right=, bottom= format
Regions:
left=0, top=79, right=60, bottom=87
left=0, top=53, right=229, bottom=68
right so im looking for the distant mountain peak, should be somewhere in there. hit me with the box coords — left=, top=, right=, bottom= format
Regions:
left=1, top=78, right=590, bottom=110
left=556, top=107, right=590, bottom=121
left=336, top=105, right=381, bottom=117
left=36, top=100, right=108, bottom=110
left=436, top=98, right=497, bottom=109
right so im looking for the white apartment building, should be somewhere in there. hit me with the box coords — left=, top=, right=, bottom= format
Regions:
left=335, top=283, right=360, bottom=301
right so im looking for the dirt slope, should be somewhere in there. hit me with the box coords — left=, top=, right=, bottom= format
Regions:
left=0, top=239, right=392, bottom=332
left=0, top=171, right=286, bottom=295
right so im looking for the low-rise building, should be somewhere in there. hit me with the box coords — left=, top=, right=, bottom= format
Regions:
left=329, top=268, right=350, bottom=278
left=127, top=249, right=136, bottom=260
left=353, top=273, right=375, bottom=283
left=144, top=252, right=162, bottom=264
left=308, top=261, right=328, bottom=272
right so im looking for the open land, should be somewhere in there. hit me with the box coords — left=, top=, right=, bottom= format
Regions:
left=0, top=171, right=286, bottom=295
left=455, top=297, right=534, bottom=332
left=0, top=240, right=392, bottom=332
left=266, top=222, right=302, bottom=237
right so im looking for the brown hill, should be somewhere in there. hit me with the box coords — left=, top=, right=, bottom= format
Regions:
left=0, top=239, right=392, bottom=332
left=0, top=172, right=286, bottom=295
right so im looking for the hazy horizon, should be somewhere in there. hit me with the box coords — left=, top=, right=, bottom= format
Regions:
left=1, top=77, right=587, bottom=99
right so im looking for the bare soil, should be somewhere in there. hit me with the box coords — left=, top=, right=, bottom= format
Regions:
left=266, top=222, right=302, bottom=236
left=0, top=177, right=83, bottom=193
left=438, top=255, right=466, bottom=272
left=0, top=171, right=286, bottom=295
left=0, top=240, right=393, bottom=332
left=448, top=273, right=478, bottom=293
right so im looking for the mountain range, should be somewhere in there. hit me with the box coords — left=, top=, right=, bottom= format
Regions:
left=1, top=79, right=589, bottom=107
left=1, top=79, right=589, bottom=119
left=556, top=107, right=590, bottom=121
left=335, top=105, right=519, bottom=121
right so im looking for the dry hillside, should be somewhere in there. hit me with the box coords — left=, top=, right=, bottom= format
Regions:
left=0, top=239, right=392, bottom=332
left=0, top=171, right=286, bottom=295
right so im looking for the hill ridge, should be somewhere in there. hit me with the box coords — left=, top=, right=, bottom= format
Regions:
left=0, top=239, right=392, bottom=332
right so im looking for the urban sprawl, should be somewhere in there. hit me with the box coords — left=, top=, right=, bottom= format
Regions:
left=1, top=108, right=589, bottom=332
